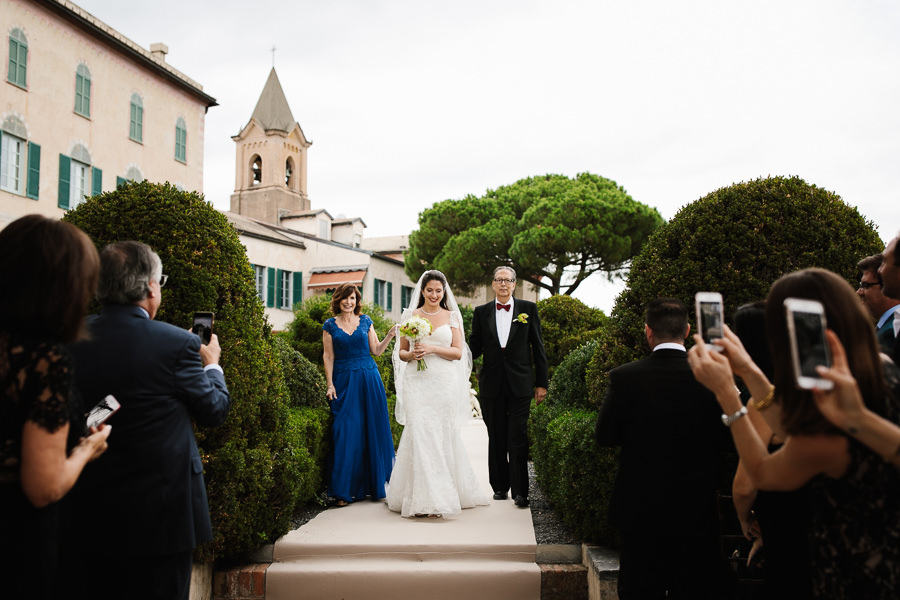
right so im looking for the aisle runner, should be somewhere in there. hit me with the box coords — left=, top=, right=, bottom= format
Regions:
left=266, top=418, right=540, bottom=600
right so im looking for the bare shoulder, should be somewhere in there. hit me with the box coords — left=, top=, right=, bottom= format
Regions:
left=782, top=433, right=850, bottom=477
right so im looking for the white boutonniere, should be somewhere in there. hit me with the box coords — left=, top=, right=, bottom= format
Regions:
left=514, top=313, right=528, bottom=324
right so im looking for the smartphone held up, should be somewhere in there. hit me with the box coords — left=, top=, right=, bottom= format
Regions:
left=784, top=297, right=833, bottom=391
left=695, top=292, right=724, bottom=352
left=191, top=311, right=214, bottom=345
left=86, top=394, right=120, bottom=430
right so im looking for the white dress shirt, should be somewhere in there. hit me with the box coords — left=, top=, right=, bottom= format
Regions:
left=495, top=298, right=514, bottom=348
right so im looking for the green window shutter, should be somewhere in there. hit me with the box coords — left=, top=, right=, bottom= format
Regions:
left=266, top=267, right=276, bottom=308
left=91, top=167, right=102, bottom=197
left=275, top=268, right=284, bottom=308
left=8, top=35, right=27, bottom=87
left=58, top=154, right=71, bottom=209
left=26, top=142, right=40, bottom=200
left=292, top=271, right=303, bottom=307
left=387, top=282, right=393, bottom=311
left=116, top=176, right=127, bottom=188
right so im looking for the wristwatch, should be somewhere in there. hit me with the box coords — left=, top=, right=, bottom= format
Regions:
left=721, top=406, right=748, bottom=427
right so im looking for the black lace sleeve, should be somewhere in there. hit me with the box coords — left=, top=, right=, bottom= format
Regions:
left=12, top=339, right=73, bottom=433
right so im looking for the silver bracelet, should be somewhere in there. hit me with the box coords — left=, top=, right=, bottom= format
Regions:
left=721, top=406, right=748, bottom=427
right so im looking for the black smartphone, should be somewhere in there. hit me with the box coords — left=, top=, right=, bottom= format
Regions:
left=86, top=394, right=120, bottom=430
left=785, top=298, right=833, bottom=390
left=191, top=311, right=214, bottom=345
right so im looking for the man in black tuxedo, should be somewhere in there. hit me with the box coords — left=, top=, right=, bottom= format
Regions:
left=470, top=266, right=548, bottom=508
left=62, top=241, right=230, bottom=600
left=857, top=253, right=899, bottom=360
left=596, top=298, right=732, bottom=600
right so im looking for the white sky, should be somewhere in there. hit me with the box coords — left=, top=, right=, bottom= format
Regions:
left=74, top=0, right=900, bottom=311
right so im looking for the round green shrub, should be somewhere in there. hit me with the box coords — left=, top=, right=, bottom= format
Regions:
left=63, top=181, right=311, bottom=560
left=586, top=175, right=883, bottom=405
left=537, top=295, right=606, bottom=378
left=546, top=339, right=600, bottom=411
left=273, top=336, right=328, bottom=409
left=529, top=403, right=619, bottom=544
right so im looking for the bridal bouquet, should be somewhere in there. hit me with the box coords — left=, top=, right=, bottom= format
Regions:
left=398, top=316, right=432, bottom=371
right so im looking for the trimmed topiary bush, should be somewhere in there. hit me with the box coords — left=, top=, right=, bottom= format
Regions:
left=537, top=295, right=606, bottom=378
left=545, top=339, right=600, bottom=412
left=63, top=181, right=316, bottom=560
left=587, top=175, right=883, bottom=406
left=529, top=404, right=619, bottom=544
left=273, top=336, right=328, bottom=409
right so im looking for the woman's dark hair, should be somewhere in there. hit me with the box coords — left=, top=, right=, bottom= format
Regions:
left=0, top=214, right=100, bottom=342
left=733, top=301, right=773, bottom=380
left=766, top=268, right=885, bottom=435
left=330, top=283, right=361, bottom=316
left=416, top=270, right=449, bottom=310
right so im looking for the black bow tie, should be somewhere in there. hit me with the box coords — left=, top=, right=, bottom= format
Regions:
left=496, top=303, right=510, bottom=311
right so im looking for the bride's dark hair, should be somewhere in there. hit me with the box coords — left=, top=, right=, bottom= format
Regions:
left=416, top=270, right=450, bottom=310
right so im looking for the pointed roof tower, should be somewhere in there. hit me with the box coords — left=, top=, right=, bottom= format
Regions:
left=230, top=68, right=312, bottom=224
left=251, top=68, right=299, bottom=134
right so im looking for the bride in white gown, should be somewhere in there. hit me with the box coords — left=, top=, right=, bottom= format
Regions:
left=387, top=270, right=489, bottom=518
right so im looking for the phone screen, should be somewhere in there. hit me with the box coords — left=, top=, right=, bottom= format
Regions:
left=699, top=301, right=724, bottom=343
left=192, top=312, right=213, bottom=345
left=86, top=395, right=120, bottom=430
left=791, top=309, right=830, bottom=377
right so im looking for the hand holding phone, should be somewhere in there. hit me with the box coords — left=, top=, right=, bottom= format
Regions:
left=192, top=311, right=214, bottom=345
left=86, top=394, right=121, bottom=430
left=695, top=292, right=724, bottom=352
left=785, top=298, right=834, bottom=390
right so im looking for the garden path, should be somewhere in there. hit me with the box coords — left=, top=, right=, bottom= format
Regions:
left=265, top=418, right=540, bottom=600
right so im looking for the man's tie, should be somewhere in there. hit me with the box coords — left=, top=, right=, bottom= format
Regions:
left=496, top=303, right=510, bottom=311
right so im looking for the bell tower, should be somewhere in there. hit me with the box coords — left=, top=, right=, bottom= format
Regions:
left=230, top=68, right=311, bottom=224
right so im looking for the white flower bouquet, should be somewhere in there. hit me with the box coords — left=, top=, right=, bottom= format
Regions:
left=399, top=315, right=433, bottom=371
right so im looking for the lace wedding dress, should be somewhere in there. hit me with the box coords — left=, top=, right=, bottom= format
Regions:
left=387, top=313, right=489, bottom=517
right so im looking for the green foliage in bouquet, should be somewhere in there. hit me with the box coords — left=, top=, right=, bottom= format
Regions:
left=585, top=175, right=883, bottom=406
left=63, top=181, right=326, bottom=560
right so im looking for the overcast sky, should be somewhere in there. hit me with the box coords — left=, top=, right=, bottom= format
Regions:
left=74, top=0, right=900, bottom=311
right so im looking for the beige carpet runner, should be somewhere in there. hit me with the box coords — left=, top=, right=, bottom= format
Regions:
left=266, top=418, right=540, bottom=600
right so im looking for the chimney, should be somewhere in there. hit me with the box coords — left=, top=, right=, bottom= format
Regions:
left=150, top=43, right=169, bottom=62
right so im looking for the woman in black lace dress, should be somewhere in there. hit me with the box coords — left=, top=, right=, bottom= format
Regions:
left=689, top=268, right=900, bottom=598
left=0, top=215, right=111, bottom=599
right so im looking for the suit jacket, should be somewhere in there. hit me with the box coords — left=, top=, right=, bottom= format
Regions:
left=595, top=348, right=733, bottom=537
left=877, top=312, right=897, bottom=360
left=469, top=298, right=548, bottom=400
left=65, top=304, right=230, bottom=557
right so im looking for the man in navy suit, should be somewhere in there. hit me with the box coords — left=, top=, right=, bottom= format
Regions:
left=595, top=298, right=733, bottom=599
left=62, top=241, right=230, bottom=600
left=880, top=233, right=900, bottom=362
left=857, top=253, right=899, bottom=360
left=469, top=266, right=548, bottom=508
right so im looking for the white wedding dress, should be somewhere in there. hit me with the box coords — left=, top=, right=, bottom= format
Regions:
left=387, top=314, right=489, bottom=517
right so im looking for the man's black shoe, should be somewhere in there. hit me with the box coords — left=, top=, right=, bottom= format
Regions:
left=493, top=491, right=508, bottom=500
left=514, top=495, right=529, bottom=508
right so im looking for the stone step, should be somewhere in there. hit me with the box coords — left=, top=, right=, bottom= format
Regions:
left=266, top=557, right=539, bottom=600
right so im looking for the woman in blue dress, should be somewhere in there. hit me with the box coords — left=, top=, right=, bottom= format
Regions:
left=323, top=283, right=397, bottom=506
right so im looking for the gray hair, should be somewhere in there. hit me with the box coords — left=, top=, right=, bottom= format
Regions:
left=492, top=265, right=516, bottom=280
left=97, top=241, right=163, bottom=305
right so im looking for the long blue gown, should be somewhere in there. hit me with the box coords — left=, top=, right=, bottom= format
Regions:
left=324, top=315, right=394, bottom=502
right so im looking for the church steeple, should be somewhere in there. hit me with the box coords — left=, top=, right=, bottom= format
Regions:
left=230, top=68, right=312, bottom=224
left=250, top=68, right=297, bottom=133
